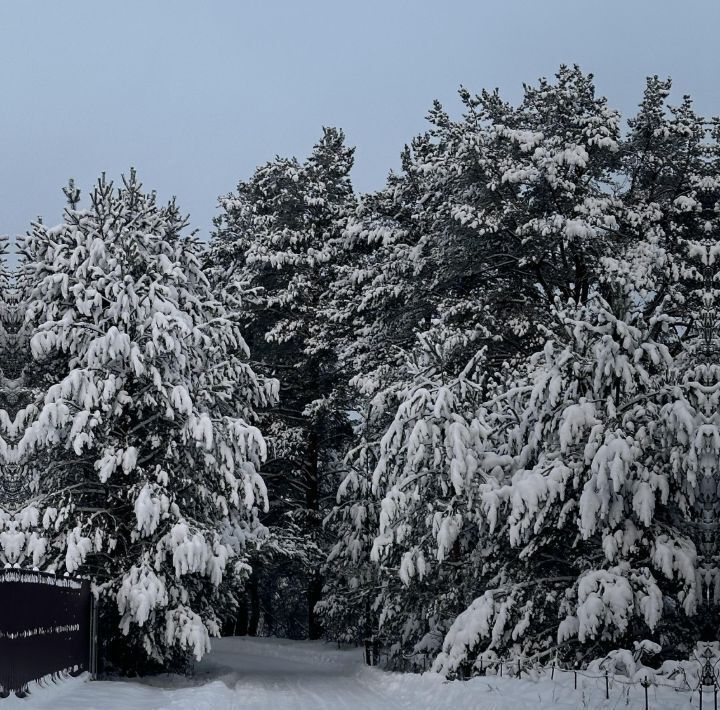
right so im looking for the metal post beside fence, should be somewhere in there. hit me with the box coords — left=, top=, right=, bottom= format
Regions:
left=641, top=677, right=651, bottom=710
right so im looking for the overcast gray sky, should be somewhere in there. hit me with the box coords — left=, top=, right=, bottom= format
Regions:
left=0, top=0, right=718, bottom=244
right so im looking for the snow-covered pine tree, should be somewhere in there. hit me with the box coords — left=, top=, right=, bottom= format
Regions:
left=369, top=330, right=491, bottom=663
left=328, top=70, right=720, bottom=674
left=209, top=128, right=356, bottom=638
left=315, top=413, right=380, bottom=644
left=10, top=172, right=275, bottom=672
left=324, top=66, right=627, bottom=654
left=328, top=64, right=622, bottom=385
left=431, top=83, right=720, bottom=674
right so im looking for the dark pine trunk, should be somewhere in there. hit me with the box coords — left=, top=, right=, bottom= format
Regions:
left=248, top=575, right=260, bottom=637
left=308, top=571, right=323, bottom=640
left=235, top=592, right=249, bottom=636
left=306, top=427, right=323, bottom=640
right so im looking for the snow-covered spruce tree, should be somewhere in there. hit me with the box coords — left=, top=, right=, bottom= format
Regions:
left=11, top=172, right=275, bottom=672
left=209, top=128, right=356, bottom=638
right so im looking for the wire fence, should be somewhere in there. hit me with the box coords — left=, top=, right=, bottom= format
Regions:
left=363, top=638, right=720, bottom=710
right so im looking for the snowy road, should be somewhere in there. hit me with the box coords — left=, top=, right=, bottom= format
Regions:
left=8, top=636, right=688, bottom=709
left=195, top=637, right=409, bottom=709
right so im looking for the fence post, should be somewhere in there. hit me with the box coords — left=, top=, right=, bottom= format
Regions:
left=574, top=670, right=577, bottom=690
left=551, top=662, right=555, bottom=680
left=605, top=671, right=609, bottom=700
left=641, top=677, right=650, bottom=710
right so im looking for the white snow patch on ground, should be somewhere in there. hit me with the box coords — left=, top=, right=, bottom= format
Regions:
left=8, top=636, right=696, bottom=709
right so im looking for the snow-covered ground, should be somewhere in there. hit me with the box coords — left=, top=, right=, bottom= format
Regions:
left=7, top=636, right=698, bottom=709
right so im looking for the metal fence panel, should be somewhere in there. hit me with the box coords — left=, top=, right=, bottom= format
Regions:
left=0, top=570, right=92, bottom=695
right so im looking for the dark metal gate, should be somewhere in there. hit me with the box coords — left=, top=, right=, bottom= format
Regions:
left=0, top=570, right=97, bottom=696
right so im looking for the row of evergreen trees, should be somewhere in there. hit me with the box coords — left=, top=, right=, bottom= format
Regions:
left=0, top=65, right=718, bottom=674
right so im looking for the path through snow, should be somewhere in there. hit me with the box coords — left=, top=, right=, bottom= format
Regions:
left=7, top=636, right=693, bottom=709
